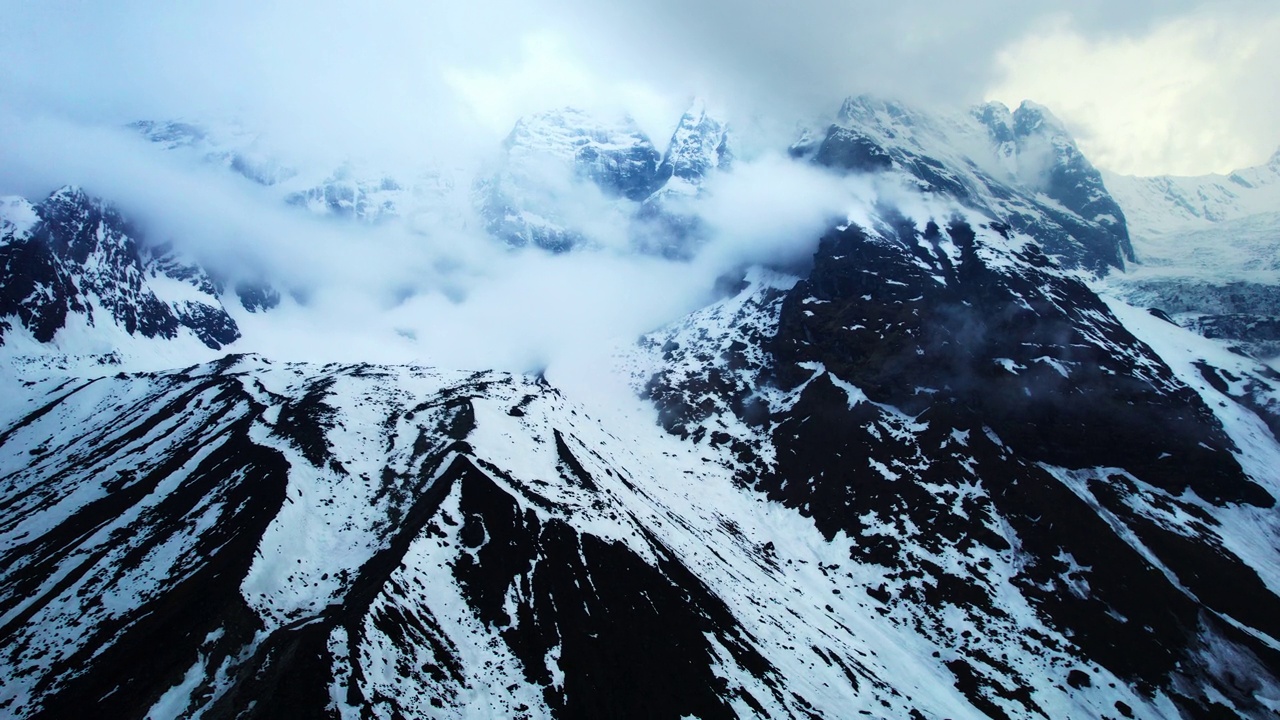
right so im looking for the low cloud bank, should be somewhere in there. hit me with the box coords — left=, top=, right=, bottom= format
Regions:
left=0, top=110, right=855, bottom=374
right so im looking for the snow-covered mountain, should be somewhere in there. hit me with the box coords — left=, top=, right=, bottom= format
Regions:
left=477, top=101, right=732, bottom=257
left=1104, top=150, right=1280, bottom=239
left=792, top=96, right=1134, bottom=274
left=0, top=186, right=262, bottom=357
left=3, top=96, right=1280, bottom=719
left=1100, top=149, right=1280, bottom=361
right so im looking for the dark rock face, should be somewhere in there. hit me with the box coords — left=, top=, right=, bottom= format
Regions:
left=233, top=280, right=282, bottom=314
left=1004, top=103, right=1134, bottom=264
left=0, top=187, right=241, bottom=349
left=772, top=219, right=1258, bottom=503
left=813, top=127, right=894, bottom=173
left=641, top=209, right=1280, bottom=716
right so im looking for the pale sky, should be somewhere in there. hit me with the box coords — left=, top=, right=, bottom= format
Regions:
left=0, top=0, right=1276, bottom=177
left=987, top=8, right=1280, bottom=176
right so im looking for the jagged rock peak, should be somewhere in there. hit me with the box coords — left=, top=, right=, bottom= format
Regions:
left=1010, top=99, right=1070, bottom=137
left=971, top=101, right=1016, bottom=143
left=820, top=94, right=1133, bottom=272
left=501, top=107, right=663, bottom=202
left=658, top=98, right=733, bottom=183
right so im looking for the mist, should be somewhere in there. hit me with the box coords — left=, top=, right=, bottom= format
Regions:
left=0, top=104, right=856, bottom=374
left=1, top=0, right=1276, bottom=374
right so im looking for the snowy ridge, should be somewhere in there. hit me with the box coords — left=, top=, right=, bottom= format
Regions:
left=795, top=95, right=1133, bottom=273
left=1103, top=150, right=1280, bottom=239
left=0, top=186, right=249, bottom=359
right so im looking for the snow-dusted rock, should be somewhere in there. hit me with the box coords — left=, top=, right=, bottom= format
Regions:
left=3, top=94, right=1280, bottom=720
left=794, top=95, right=1133, bottom=273
left=477, top=108, right=664, bottom=252
left=0, top=186, right=247, bottom=354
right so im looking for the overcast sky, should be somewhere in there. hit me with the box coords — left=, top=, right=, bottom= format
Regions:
left=1, top=0, right=1276, bottom=176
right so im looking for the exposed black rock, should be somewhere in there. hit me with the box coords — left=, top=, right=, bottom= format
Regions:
left=641, top=207, right=1280, bottom=715
left=0, top=187, right=242, bottom=349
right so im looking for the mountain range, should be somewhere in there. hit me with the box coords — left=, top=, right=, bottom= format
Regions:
left=2, top=96, right=1279, bottom=719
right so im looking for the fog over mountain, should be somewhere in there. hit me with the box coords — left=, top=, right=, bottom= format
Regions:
left=2, top=0, right=1276, bottom=368
left=2, top=3, right=1280, bottom=719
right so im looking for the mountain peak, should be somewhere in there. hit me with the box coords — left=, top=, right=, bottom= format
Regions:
left=972, top=101, right=1015, bottom=144
left=504, top=108, right=654, bottom=157
left=658, top=99, right=732, bottom=184
left=45, top=184, right=90, bottom=205
left=131, top=119, right=209, bottom=149
left=480, top=107, right=664, bottom=251
left=835, top=94, right=918, bottom=129
left=1013, top=100, right=1069, bottom=138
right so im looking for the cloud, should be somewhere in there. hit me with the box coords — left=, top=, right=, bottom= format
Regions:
left=986, top=7, right=1280, bottom=175
left=694, top=155, right=851, bottom=271
left=5, top=0, right=1270, bottom=169
left=0, top=108, right=846, bottom=374
left=1, top=0, right=1277, bottom=376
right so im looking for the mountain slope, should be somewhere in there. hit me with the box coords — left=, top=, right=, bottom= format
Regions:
left=1100, top=150, right=1280, bottom=362
left=0, top=356, right=1018, bottom=719
left=0, top=187, right=253, bottom=355
left=3, top=96, right=1280, bottom=719
left=792, top=96, right=1133, bottom=273
left=634, top=181, right=1280, bottom=718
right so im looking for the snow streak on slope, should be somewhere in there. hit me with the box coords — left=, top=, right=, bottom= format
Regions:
left=632, top=165, right=1280, bottom=717
left=0, top=356, right=990, bottom=719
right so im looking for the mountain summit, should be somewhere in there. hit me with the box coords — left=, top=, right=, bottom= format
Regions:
left=2, top=96, right=1280, bottom=719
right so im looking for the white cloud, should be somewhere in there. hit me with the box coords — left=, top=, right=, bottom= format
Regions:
left=986, top=9, right=1280, bottom=175
left=2, top=0, right=1278, bottom=375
